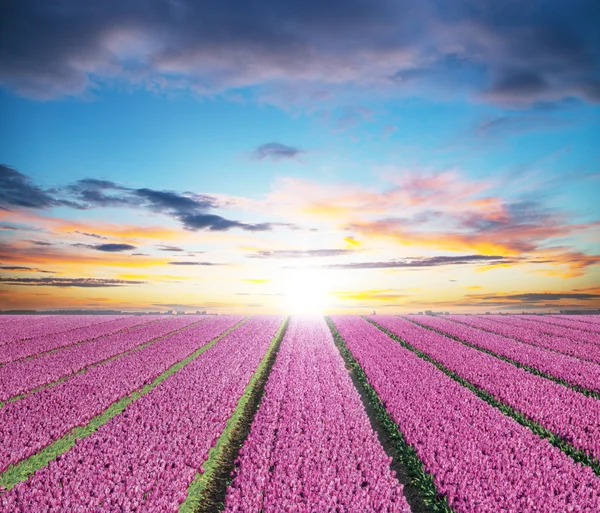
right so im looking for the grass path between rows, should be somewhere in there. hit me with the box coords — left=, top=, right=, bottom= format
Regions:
left=0, top=317, right=250, bottom=494
left=326, top=317, right=453, bottom=513
left=368, top=317, right=600, bottom=478
left=179, top=316, right=289, bottom=513
left=0, top=318, right=205, bottom=409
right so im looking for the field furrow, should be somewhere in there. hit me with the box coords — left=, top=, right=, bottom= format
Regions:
left=0, top=315, right=126, bottom=346
left=446, top=314, right=600, bottom=364
left=489, top=315, right=600, bottom=345
left=331, top=315, right=600, bottom=512
left=370, top=315, right=600, bottom=470
left=0, top=315, right=201, bottom=402
left=1, top=316, right=282, bottom=511
left=0, top=316, right=243, bottom=476
left=555, top=315, right=600, bottom=326
left=0, top=315, right=159, bottom=365
left=412, top=314, right=600, bottom=395
left=224, top=316, right=409, bottom=512
left=518, top=315, right=600, bottom=334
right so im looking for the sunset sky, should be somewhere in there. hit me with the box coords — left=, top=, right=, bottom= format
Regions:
left=1, top=0, right=599, bottom=313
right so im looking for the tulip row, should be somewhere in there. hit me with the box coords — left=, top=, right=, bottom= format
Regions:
left=0, top=316, right=201, bottom=402
left=1, top=316, right=283, bottom=512
left=331, top=315, right=600, bottom=512
left=519, top=315, right=600, bottom=334
left=490, top=314, right=600, bottom=345
left=0, top=315, right=124, bottom=346
left=0, top=316, right=158, bottom=365
left=371, top=316, right=600, bottom=468
left=0, top=315, right=51, bottom=325
left=0, top=316, right=243, bottom=475
left=553, top=314, right=600, bottom=328
left=447, top=314, right=600, bottom=364
left=412, top=314, right=600, bottom=395
left=224, top=316, right=409, bottom=512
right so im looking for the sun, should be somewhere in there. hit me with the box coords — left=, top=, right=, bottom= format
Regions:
left=282, top=268, right=333, bottom=315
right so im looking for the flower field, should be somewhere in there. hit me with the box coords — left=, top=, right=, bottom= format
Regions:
left=1, top=314, right=600, bottom=512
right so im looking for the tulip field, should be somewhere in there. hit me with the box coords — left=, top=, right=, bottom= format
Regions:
left=1, top=314, right=600, bottom=511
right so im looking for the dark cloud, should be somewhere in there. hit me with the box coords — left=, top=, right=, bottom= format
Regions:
left=252, top=142, right=305, bottom=161
left=0, top=165, right=82, bottom=210
left=72, top=243, right=137, bottom=252
left=156, top=245, right=184, bottom=252
left=178, top=213, right=272, bottom=232
left=28, top=240, right=53, bottom=246
left=0, top=277, right=145, bottom=287
left=134, top=188, right=214, bottom=214
left=326, top=254, right=509, bottom=269
left=1, top=1, right=598, bottom=105
left=0, top=266, right=55, bottom=273
left=485, top=69, right=549, bottom=101
left=73, top=231, right=108, bottom=240
left=251, top=249, right=353, bottom=259
left=0, top=166, right=278, bottom=234
left=95, top=243, right=137, bottom=252
left=69, top=177, right=274, bottom=232
left=167, top=261, right=220, bottom=266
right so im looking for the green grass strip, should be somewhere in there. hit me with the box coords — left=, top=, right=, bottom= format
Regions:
left=179, top=316, right=289, bottom=513
left=326, top=317, right=453, bottom=513
left=0, top=317, right=250, bottom=493
left=0, top=318, right=206, bottom=409
left=367, top=317, right=600, bottom=479
left=404, top=316, right=600, bottom=401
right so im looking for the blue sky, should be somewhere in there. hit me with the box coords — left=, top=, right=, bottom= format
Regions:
left=0, top=0, right=599, bottom=313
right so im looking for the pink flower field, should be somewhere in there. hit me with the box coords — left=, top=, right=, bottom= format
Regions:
left=1, top=313, right=600, bottom=512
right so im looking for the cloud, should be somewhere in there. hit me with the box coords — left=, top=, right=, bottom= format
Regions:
left=178, top=213, right=273, bottom=232
left=250, top=249, right=353, bottom=258
left=73, top=231, right=108, bottom=240
left=335, top=106, right=374, bottom=131
left=0, top=277, right=145, bottom=287
left=473, top=292, right=600, bottom=302
left=1, top=1, right=598, bottom=105
left=73, top=243, right=137, bottom=252
left=252, top=142, right=305, bottom=161
left=0, top=266, right=55, bottom=273
left=28, top=240, right=53, bottom=246
left=0, top=165, right=81, bottom=210
left=167, top=261, right=220, bottom=266
left=68, top=176, right=276, bottom=232
left=326, top=254, right=509, bottom=269
left=474, top=115, right=571, bottom=137
left=156, top=245, right=184, bottom=252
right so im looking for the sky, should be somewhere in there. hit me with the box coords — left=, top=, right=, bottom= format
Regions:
left=1, top=0, right=599, bottom=314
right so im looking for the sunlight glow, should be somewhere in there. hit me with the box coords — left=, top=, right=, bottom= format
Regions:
left=282, top=268, right=333, bottom=314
